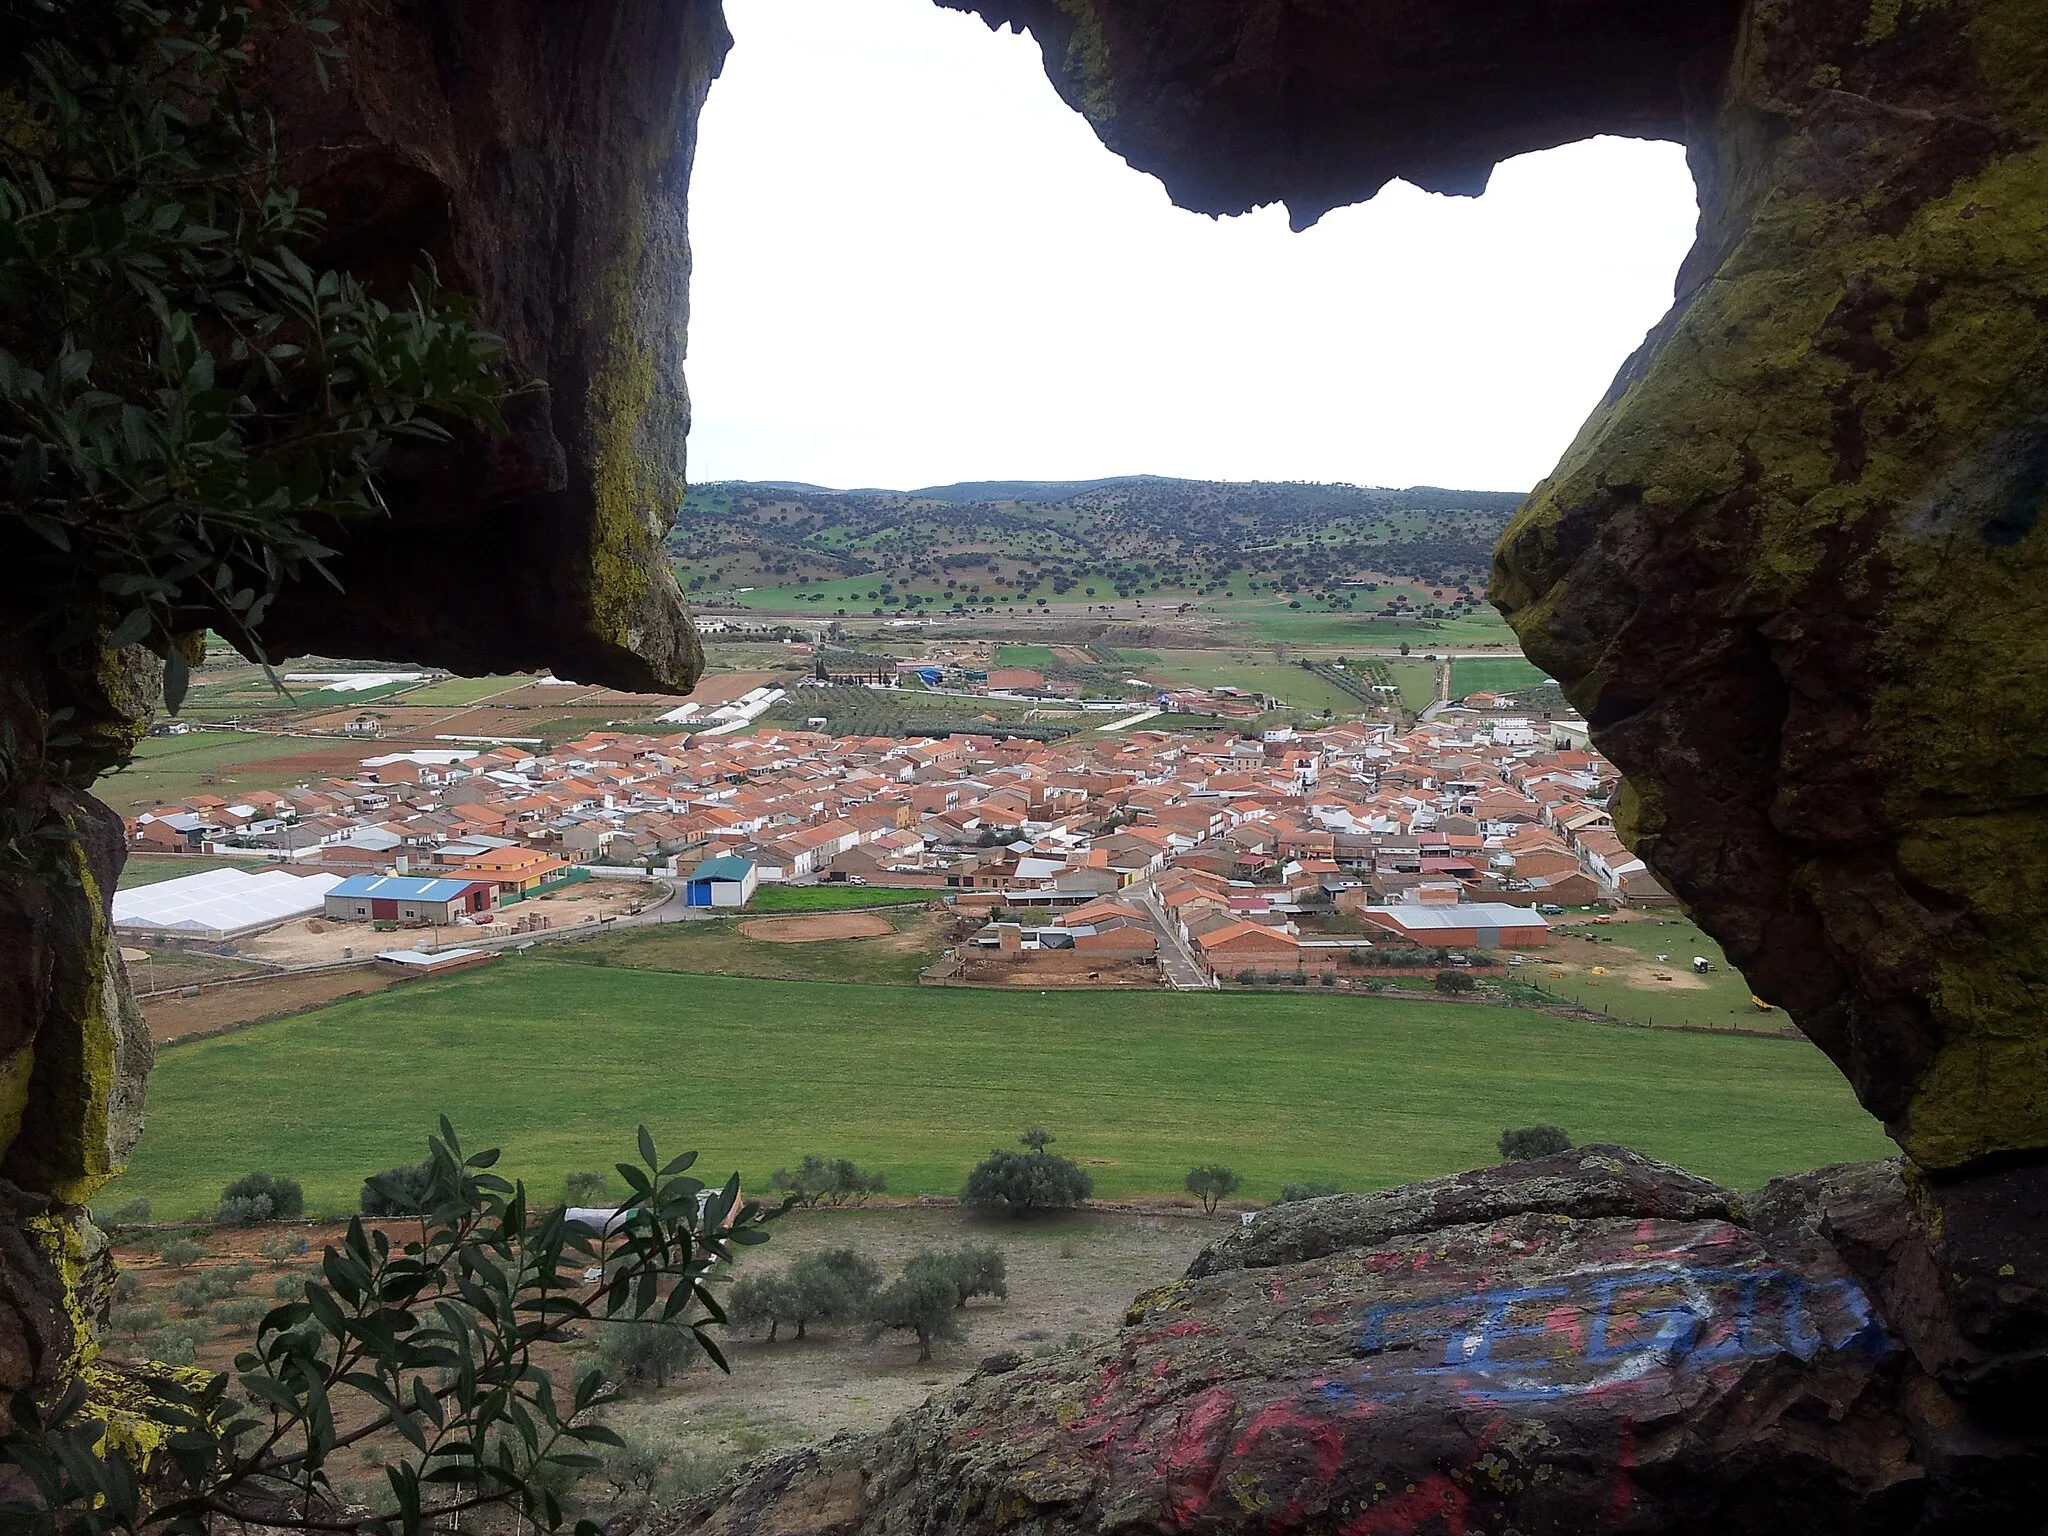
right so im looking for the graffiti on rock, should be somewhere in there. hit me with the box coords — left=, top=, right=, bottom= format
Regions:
left=1351, top=1260, right=1890, bottom=1404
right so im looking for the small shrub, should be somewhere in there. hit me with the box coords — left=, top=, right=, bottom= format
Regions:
left=360, top=1160, right=435, bottom=1217
left=112, top=1270, right=146, bottom=1304
left=273, top=1274, right=304, bottom=1300
left=1235, top=969, right=1256, bottom=985
left=159, top=1239, right=204, bottom=1270
left=597, top=1424, right=735, bottom=1510
left=216, top=1297, right=268, bottom=1331
left=1276, top=1180, right=1344, bottom=1204
left=563, top=1170, right=611, bottom=1207
left=963, top=1130, right=1092, bottom=1216
left=1499, top=1124, right=1573, bottom=1162
left=1433, top=969, right=1476, bottom=994
left=111, top=1304, right=163, bottom=1338
left=148, top=1319, right=212, bottom=1366
left=219, top=1171, right=302, bottom=1224
left=1320, top=972, right=1336, bottom=987
left=258, top=1234, right=309, bottom=1267
left=216, top=1194, right=272, bottom=1226
left=1184, top=1164, right=1241, bottom=1215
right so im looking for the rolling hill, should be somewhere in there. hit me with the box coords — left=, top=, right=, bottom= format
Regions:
left=671, top=477, right=1525, bottom=617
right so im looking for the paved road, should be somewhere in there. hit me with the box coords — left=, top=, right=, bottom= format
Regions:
left=1132, top=880, right=1210, bottom=990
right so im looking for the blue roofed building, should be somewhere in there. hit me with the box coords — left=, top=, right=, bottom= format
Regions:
left=323, top=873, right=498, bottom=925
left=684, top=856, right=757, bottom=908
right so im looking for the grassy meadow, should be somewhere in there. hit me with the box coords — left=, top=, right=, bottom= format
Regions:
left=108, top=961, right=1895, bottom=1219
left=1450, top=656, right=1551, bottom=697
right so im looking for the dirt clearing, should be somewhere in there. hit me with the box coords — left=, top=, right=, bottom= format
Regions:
left=140, top=966, right=408, bottom=1043
left=740, top=912, right=895, bottom=942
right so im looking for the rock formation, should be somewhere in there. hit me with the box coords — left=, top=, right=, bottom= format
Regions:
left=938, top=0, right=2048, bottom=1492
left=0, top=0, right=729, bottom=1432
left=669, top=1151, right=2045, bottom=1536
left=6, top=0, right=2048, bottom=1521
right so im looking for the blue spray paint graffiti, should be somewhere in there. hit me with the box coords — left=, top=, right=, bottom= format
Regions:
left=1350, top=1263, right=1890, bottom=1404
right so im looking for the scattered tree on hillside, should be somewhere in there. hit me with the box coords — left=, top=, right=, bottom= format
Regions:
left=1184, top=1164, right=1241, bottom=1215
left=866, top=1264, right=967, bottom=1363
left=159, top=1238, right=203, bottom=1270
left=595, top=1318, right=699, bottom=1389
left=905, top=1244, right=1007, bottom=1309
left=728, top=1271, right=800, bottom=1342
left=1499, top=1124, right=1574, bottom=1162
left=769, top=1154, right=887, bottom=1208
left=1433, top=969, right=1476, bottom=994
left=964, top=1130, right=1093, bottom=1216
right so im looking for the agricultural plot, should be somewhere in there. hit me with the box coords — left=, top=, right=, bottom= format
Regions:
left=555, top=907, right=947, bottom=986
left=106, top=965, right=1894, bottom=1219
left=116, top=854, right=263, bottom=890
left=96, top=732, right=354, bottom=814
left=1534, top=916, right=1783, bottom=1029
left=1450, top=656, right=1552, bottom=697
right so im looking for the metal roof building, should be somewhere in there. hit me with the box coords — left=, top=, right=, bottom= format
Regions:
left=112, top=867, right=343, bottom=941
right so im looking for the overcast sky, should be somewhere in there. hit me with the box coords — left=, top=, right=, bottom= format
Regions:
left=683, top=0, right=1701, bottom=495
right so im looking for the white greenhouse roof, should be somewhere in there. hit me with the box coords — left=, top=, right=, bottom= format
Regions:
left=113, top=868, right=343, bottom=938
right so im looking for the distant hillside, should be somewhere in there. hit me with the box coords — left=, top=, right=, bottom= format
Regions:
left=672, top=477, right=1525, bottom=611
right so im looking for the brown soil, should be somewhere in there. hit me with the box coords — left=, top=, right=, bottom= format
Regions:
left=740, top=913, right=895, bottom=943
left=140, top=967, right=408, bottom=1043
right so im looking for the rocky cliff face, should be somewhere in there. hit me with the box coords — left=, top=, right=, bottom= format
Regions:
left=244, top=0, right=730, bottom=693
left=667, top=1151, right=2046, bottom=1536
left=944, top=0, right=2048, bottom=1447
left=0, top=0, right=729, bottom=1431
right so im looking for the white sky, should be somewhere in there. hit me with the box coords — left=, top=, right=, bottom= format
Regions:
left=683, top=0, right=1701, bottom=495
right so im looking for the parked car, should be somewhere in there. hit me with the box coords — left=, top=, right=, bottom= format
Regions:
left=848, top=876, right=868, bottom=886
left=1537, top=904, right=1564, bottom=915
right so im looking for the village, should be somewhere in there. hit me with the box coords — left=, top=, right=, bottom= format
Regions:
left=115, top=688, right=1677, bottom=991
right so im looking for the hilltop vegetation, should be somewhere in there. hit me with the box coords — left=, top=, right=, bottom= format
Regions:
left=673, top=477, right=1522, bottom=617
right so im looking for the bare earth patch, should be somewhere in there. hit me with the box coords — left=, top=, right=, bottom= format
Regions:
left=740, top=913, right=895, bottom=943
left=139, top=967, right=410, bottom=1043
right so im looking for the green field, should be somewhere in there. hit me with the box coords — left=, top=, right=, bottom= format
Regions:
left=399, top=675, right=528, bottom=706
left=96, top=731, right=332, bottom=814
left=747, top=885, right=939, bottom=912
left=116, top=854, right=267, bottom=890
left=106, top=964, right=1894, bottom=1218
left=1450, top=656, right=1552, bottom=697
left=1137, top=655, right=1366, bottom=714
left=1545, top=917, right=1781, bottom=1027
left=1388, top=660, right=1439, bottom=712
left=993, top=644, right=1058, bottom=668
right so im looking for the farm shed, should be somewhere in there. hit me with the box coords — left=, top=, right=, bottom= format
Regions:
left=325, top=874, right=497, bottom=925
left=1363, top=903, right=1551, bottom=949
left=684, top=856, right=758, bottom=908
left=113, top=867, right=344, bottom=942
left=372, top=947, right=497, bottom=976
